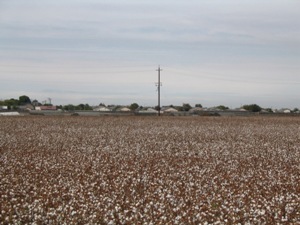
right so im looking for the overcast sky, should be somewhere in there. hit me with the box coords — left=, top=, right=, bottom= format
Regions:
left=0, top=0, right=299, bottom=108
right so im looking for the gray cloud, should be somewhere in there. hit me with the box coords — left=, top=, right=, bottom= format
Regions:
left=0, top=0, right=299, bottom=108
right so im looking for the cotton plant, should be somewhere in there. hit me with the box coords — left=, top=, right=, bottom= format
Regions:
left=0, top=116, right=299, bottom=224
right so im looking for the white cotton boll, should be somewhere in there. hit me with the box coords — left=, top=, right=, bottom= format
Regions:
left=161, top=216, right=167, bottom=220
left=108, top=220, right=115, bottom=225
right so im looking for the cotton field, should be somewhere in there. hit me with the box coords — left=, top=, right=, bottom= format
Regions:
left=0, top=116, right=299, bottom=224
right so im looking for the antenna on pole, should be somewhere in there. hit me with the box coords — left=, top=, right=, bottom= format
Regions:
left=156, top=66, right=162, bottom=116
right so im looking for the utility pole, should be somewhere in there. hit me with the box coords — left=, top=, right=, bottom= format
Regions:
left=156, top=66, right=162, bottom=116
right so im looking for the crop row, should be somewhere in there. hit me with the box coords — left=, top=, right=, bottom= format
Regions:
left=0, top=116, right=299, bottom=224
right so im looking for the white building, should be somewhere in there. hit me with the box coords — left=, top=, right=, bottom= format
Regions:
left=0, top=106, right=8, bottom=110
left=163, top=107, right=178, bottom=112
left=93, top=106, right=111, bottom=112
left=119, top=107, right=131, bottom=112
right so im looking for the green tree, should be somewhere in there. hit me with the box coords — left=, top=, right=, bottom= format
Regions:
left=242, top=104, right=262, bottom=112
left=84, top=104, right=92, bottom=110
left=182, top=103, right=192, bottom=111
left=4, top=98, right=19, bottom=109
left=195, top=104, right=202, bottom=108
left=76, top=104, right=85, bottom=110
left=19, top=95, right=31, bottom=105
left=216, top=105, right=229, bottom=110
left=265, top=108, right=273, bottom=113
left=32, top=100, right=41, bottom=106
left=129, top=103, right=139, bottom=111
left=74, top=103, right=92, bottom=110
left=63, top=104, right=75, bottom=111
left=56, top=105, right=63, bottom=110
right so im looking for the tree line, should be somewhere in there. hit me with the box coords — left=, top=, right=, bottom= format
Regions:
left=2, top=95, right=298, bottom=113
left=0, top=95, right=31, bottom=110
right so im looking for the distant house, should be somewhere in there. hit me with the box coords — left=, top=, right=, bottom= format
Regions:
left=35, top=106, right=57, bottom=111
left=93, top=106, right=111, bottom=112
left=163, top=107, right=178, bottom=112
left=0, top=106, right=8, bottom=110
left=189, top=107, right=203, bottom=113
left=207, top=107, right=222, bottom=111
left=276, top=108, right=291, bottom=113
left=260, top=109, right=269, bottom=113
left=19, top=104, right=34, bottom=111
left=138, top=108, right=158, bottom=114
left=119, top=107, right=131, bottom=112
left=146, top=108, right=158, bottom=113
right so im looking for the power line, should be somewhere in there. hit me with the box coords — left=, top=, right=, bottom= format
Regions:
left=164, top=68, right=300, bottom=85
left=0, top=63, right=155, bottom=69
left=0, top=63, right=155, bottom=74
left=0, top=69, right=152, bottom=74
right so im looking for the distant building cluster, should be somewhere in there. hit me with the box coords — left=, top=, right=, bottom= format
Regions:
left=1, top=95, right=300, bottom=116
left=35, top=106, right=57, bottom=111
